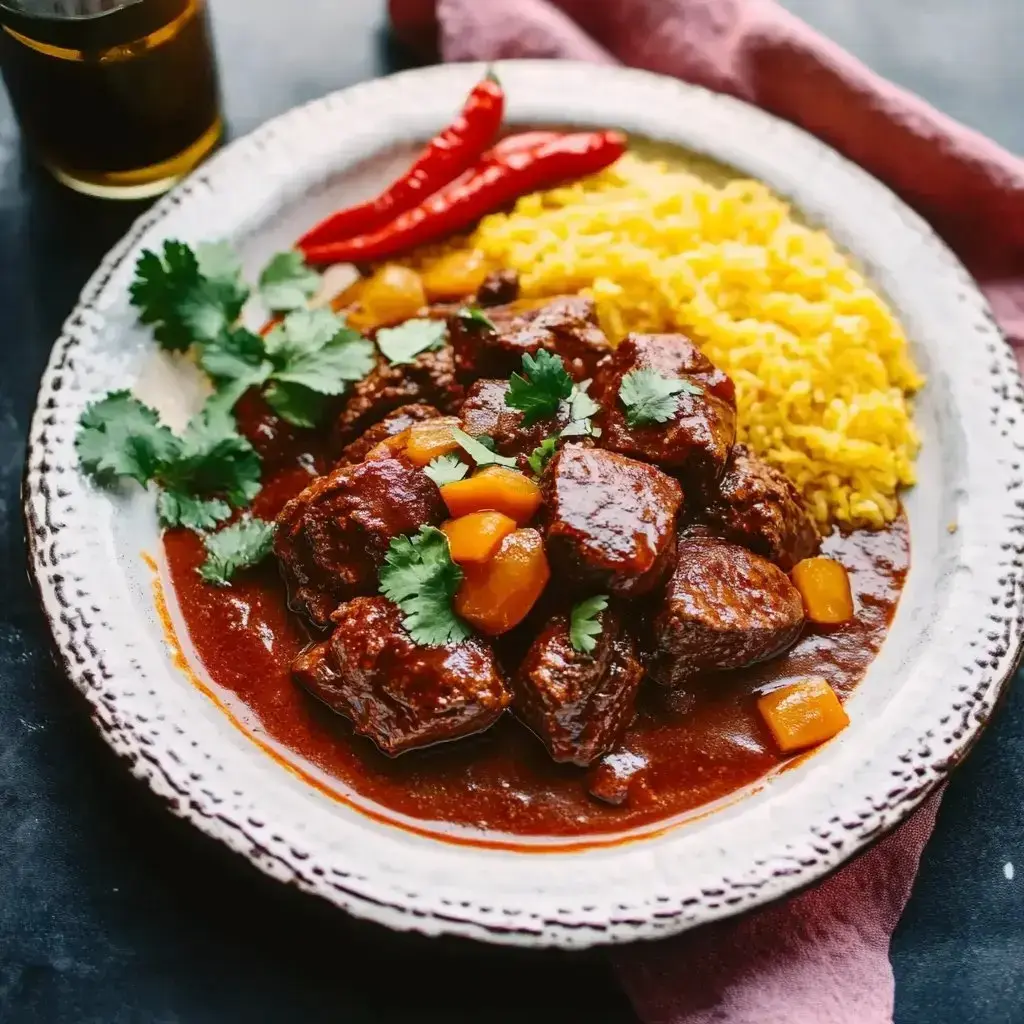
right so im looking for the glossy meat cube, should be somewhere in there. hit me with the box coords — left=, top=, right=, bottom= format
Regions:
left=460, top=378, right=571, bottom=459
left=336, top=403, right=441, bottom=465
left=513, top=608, right=643, bottom=766
left=449, top=295, right=611, bottom=382
left=274, top=456, right=445, bottom=625
left=649, top=536, right=805, bottom=687
left=703, top=444, right=821, bottom=570
left=593, top=332, right=736, bottom=485
left=332, top=346, right=463, bottom=447
left=292, top=596, right=511, bottom=756
left=540, top=445, right=682, bottom=597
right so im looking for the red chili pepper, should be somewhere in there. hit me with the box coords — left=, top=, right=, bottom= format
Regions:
left=297, top=73, right=505, bottom=250
left=301, top=131, right=627, bottom=266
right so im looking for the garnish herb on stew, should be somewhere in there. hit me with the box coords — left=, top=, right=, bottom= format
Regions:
left=423, top=453, right=470, bottom=487
left=257, top=250, right=321, bottom=312
left=375, top=318, right=448, bottom=366
left=379, top=526, right=472, bottom=646
left=260, top=309, right=376, bottom=427
left=130, top=240, right=249, bottom=351
left=505, top=350, right=574, bottom=426
left=76, top=393, right=260, bottom=531
left=619, top=368, right=703, bottom=427
left=456, top=305, right=496, bottom=332
left=527, top=436, right=558, bottom=476
left=569, top=594, right=609, bottom=654
left=198, top=516, right=277, bottom=586
left=559, top=380, right=602, bottom=438
left=449, top=426, right=518, bottom=468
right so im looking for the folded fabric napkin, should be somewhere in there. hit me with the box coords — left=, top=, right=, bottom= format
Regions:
left=388, top=2, right=1024, bottom=1021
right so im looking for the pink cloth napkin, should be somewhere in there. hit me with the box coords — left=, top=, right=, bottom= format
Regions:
left=387, top=2, right=1024, bottom=1021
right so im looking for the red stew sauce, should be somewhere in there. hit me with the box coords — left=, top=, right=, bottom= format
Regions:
left=162, top=426, right=909, bottom=840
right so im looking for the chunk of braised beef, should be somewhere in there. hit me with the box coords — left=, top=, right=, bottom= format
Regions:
left=702, top=445, right=821, bottom=570
left=274, top=456, right=445, bottom=625
left=336, top=403, right=441, bottom=465
left=513, top=608, right=643, bottom=766
left=593, top=333, right=737, bottom=486
left=540, top=445, right=682, bottom=597
left=460, top=378, right=571, bottom=459
left=234, top=388, right=325, bottom=475
left=331, top=345, right=463, bottom=448
left=449, top=295, right=611, bottom=382
left=475, top=269, right=520, bottom=307
left=648, top=536, right=805, bottom=687
left=586, top=751, right=650, bottom=807
left=292, top=596, right=511, bottom=756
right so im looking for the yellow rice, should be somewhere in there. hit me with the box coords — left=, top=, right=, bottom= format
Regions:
left=432, top=154, right=923, bottom=531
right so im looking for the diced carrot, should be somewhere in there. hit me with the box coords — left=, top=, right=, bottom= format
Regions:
left=454, top=528, right=550, bottom=635
left=757, top=677, right=850, bottom=753
left=359, top=264, right=426, bottom=327
left=791, top=556, right=854, bottom=625
left=403, top=417, right=462, bottom=466
left=363, top=428, right=411, bottom=461
left=421, top=249, right=492, bottom=301
left=442, top=511, right=517, bottom=564
left=439, top=466, right=542, bottom=525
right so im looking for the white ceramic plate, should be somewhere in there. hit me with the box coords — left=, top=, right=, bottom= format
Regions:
left=24, top=61, right=1024, bottom=948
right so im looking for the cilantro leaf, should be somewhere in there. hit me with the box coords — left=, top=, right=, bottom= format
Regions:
left=379, top=526, right=472, bottom=646
left=619, top=369, right=703, bottom=427
left=456, top=306, right=496, bottom=331
left=262, top=381, right=328, bottom=429
left=423, top=454, right=469, bottom=487
left=129, top=240, right=249, bottom=353
left=569, top=594, right=609, bottom=654
left=260, top=309, right=375, bottom=425
left=505, top=350, right=574, bottom=426
left=258, top=251, right=321, bottom=312
left=527, top=436, right=558, bottom=476
left=450, top=427, right=517, bottom=469
left=198, top=326, right=272, bottom=388
left=270, top=331, right=375, bottom=394
left=195, top=241, right=244, bottom=284
left=198, top=517, right=277, bottom=586
left=559, top=380, right=602, bottom=439
left=76, top=391, right=180, bottom=486
left=376, top=318, right=447, bottom=366
left=129, top=242, right=202, bottom=352
left=157, top=490, right=233, bottom=531
left=159, top=404, right=261, bottom=508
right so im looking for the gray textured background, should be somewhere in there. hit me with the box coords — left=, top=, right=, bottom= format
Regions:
left=1, top=1, right=1022, bottom=1022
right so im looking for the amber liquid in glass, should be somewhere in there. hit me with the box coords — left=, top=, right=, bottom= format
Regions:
left=0, top=0, right=222, bottom=197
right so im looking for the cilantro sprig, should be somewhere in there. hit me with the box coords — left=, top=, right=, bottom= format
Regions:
left=527, top=436, right=558, bottom=476
left=130, top=241, right=250, bottom=351
left=258, top=251, right=321, bottom=311
left=619, top=369, right=703, bottom=427
left=505, top=350, right=574, bottom=426
left=457, top=306, right=496, bottom=331
left=450, top=427, right=517, bottom=469
left=569, top=595, right=609, bottom=654
left=379, top=526, right=471, bottom=646
left=76, top=394, right=261, bottom=531
left=376, top=319, right=447, bottom=366
left=199, top=517, right=277, bottom=586
left=423, top=454, right=469, bottom=487
left=559, top=380, right=601, bottom=439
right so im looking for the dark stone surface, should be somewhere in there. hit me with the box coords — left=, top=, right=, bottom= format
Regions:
left=0, top=1, right=1021, bottom=1022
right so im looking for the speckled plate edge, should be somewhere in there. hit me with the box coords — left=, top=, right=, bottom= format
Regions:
left=23, top=61, right=1024, bottom=948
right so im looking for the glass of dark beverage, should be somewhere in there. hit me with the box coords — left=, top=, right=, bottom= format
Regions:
left=0, top=0, right=222, bottom=198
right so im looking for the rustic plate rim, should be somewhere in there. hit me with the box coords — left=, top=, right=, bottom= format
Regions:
left=23, top=60, right=1024, bottom=948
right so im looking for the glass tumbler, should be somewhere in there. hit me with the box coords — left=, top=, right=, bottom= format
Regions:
left=0, top=0, right=222, bottom=198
